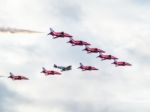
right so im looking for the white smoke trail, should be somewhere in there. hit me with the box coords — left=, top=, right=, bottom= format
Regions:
left=0, top=27, right=43, bottom=34
left=0, top=76, right=7, bottom=77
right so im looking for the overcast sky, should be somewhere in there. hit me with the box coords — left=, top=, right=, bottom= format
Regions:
left=0, top=0, right=150, bottom=112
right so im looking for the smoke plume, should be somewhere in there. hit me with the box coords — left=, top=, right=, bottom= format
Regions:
left=0, top=27, right=42, bottom=34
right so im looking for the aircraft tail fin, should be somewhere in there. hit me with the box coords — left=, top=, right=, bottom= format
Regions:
left=10, top=72, right=13, bottom=76
left=68, top=65, right=72, bottom=69
left=69, top=38, right=74, bottom=41
left=50, top=28, right=54, bottom=32
left=42, top=67, right=46, bottom=71
left=98, top=52, right=103, bottom=55
left=80, top=63, right=83, bottom=66
left=85, top=45, right=89, bottom=48
left=9, top=72, right=14, bottom=78
left=111, top=60, right=117, bottom=64
left=54, top=64, right=57, bottom=68
left=67, top=38, right=74, bottom=43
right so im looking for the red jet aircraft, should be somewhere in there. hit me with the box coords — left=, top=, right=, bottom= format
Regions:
left=97, top=53, right=118, bottom=61
left=112, top=61, right=132, bottom=67
left=41, top=67, right=61, bottom=75
left=8, top=72, right=29, bottom=80
left=78, top=63, right=98, bottom=71
left=48, top=28, right=72, bottom=39
left=67, top=38, right=91, bottom=46
left=83, top=46, right=105, bottom=53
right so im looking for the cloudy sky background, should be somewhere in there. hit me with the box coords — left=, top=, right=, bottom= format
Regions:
left=0, top=0, right=150, bottom=112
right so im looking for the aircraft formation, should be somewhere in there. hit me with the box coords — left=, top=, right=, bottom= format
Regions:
left=1, top=28, right=132, bottom=81
left=48, top=28, right=132, bottom=66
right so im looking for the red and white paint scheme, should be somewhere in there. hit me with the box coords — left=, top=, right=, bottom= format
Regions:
left=67, top=38, right=91, bottom=46
left=41, top=67, right=61, bottom=75
left=112, top=61, right=132, bottom=67
left=97, top=53, right=118, bottom=61
left=8, top=72, right=29, bottom=80
left=48, top=28, right=72, bottom=39
left=78, top=63, right=98, bottom=71
left=83, top=46, right=105, bottom=53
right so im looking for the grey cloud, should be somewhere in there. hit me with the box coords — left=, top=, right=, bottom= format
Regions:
left=127, top=48, right=150, bottom=66
left=0, top=84, right=14, bottom=112
left=40, top=0, right=83, bottom=28
left=0, top=83, right=30, bottom=112
left=0, top=0, right=150, bottom=112
left=132, top=0, right=150, bottom=5
left=52, top=0, right=83, bottom=23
